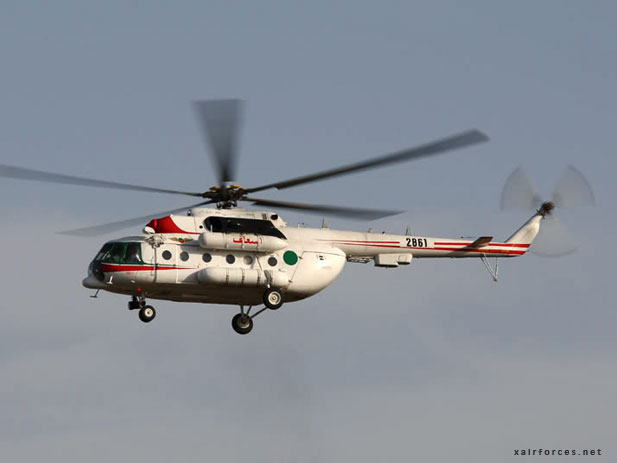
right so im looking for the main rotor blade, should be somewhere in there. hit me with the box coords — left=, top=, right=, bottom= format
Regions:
left=246, top=129, right=489, bottom=193
left=192, top=99, right=243, bottom=184
left=244, top=197, right=402, bottom=220
left=59, top=201, right=214, bottom=236
left=0, top=164, right=203, bottom=197
left=552, top=165, right=595, bottom=208
left=500, top=166, right=543, bottom=211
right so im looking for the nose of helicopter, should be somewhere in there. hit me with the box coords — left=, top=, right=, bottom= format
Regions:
left=83, top=262, right=107, bottom=289
left=83, top=274, right=106, bottom=289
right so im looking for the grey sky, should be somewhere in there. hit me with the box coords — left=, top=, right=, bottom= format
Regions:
left=1, top=1, right=616, bottom=461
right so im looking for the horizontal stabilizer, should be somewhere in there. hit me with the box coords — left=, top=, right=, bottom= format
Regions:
left=467, top=236, right=493, bottom=248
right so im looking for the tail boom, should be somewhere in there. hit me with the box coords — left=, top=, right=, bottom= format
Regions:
left=504, top=213, right=543, bottom=248
left=285, top=210, right=545, bottom=260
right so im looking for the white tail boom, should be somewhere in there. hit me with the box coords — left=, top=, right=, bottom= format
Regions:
left=505, top=201, right=552, bottom=247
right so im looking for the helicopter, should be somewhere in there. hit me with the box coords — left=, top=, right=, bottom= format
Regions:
left=0, top=100, right=593, bottom=334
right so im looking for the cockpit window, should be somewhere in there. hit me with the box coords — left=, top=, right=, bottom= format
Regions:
left=94, top=242, right=143, bottom=264
left=203, top=217, right=286, bottom=239
left=107, top=244, right=124, bottom=263
left=124, top=243, right=142, bottom=264
left=94, top=243, right=112, bottom=261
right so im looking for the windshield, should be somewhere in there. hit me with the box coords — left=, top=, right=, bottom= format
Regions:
left=93, top=242, right=143, bottom=264
left=93, top=243, right=112, bottom=261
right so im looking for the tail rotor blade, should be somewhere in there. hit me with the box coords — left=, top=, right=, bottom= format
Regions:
left=500, top=166, right=542, bottom=211
left=552, top=165, right=595, bottom=208
left=531, top=215, right=579, bottom=257
left=192, top=99, right=243, bottom=184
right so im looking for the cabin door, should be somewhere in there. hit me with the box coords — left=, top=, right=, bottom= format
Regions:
left=153, top=244, right=178, bottom=284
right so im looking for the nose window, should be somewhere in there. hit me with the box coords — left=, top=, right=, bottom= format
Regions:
left=93, top=243, right=112, bottom=262
left=97, top=242, right=143, bottom=264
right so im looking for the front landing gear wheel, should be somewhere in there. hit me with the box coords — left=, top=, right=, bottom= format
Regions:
left=231, top=313, right=253, bottom=335
left=263, top=288, right=283, bottom=310
left=139, top=305, right=156, bottom=323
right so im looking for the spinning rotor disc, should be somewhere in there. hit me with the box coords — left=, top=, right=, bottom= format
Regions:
left=500, top=165, right=595, bottom=257
left=0, top=100, right=490, bottom=235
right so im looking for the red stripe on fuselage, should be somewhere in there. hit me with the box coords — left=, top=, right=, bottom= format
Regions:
left=319, top=239, right=400, bottom=244
left=432, top=247, right=526, bottom=255
left=330, top=242, right=401, bottom=248
left=101, top=264, right=192, bottom=273
left=325, top=242, right=525, bottom=255
left=327, top=239, right=529, bottom=248
left=434, top=241, right=530, bottom=248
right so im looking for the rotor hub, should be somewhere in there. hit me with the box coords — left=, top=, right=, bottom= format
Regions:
left=538, top=201, right=555, bottom=217
left=203, top=184, right=248, bottom=207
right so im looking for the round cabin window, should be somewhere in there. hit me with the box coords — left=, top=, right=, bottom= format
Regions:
left=180, top=251, right=189, bottom=262
left=243, top=255, right=254, bottom=265
left=202, top=253, right=212, bottom=263
left=268, top=256, right=278, bottom=267
left=226, top=254, right=236, bottom=264
left=283, top=250, right=298, bottom=265
left=162, top=250, right=172, bottom=260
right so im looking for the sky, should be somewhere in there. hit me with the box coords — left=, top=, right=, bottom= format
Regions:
left=1, top=1, right=616, bottom=461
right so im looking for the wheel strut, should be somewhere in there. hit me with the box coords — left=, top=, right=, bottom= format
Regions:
left=128, top=295, right=142, bottom=311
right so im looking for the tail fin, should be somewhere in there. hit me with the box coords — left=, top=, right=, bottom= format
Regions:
left=505, top=201, right=552, bottom=246
left=505, top=212, right=543, bottom=246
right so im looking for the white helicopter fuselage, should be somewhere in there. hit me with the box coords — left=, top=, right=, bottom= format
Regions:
left=83, top=207, right=541, bottom=307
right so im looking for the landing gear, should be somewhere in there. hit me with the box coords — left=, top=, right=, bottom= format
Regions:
left=231, top=313, right=253, bottom=335
left=128, top=296, right=141, bottom=311
left=129, top=295, right=156, bottom=324
left=263, top=288, right=283, bottom=310
left=230, top=303, right=271, bottom=335
left=139, top=305, right=156, bottom=323
left=231, top=290, right=283, bottom=334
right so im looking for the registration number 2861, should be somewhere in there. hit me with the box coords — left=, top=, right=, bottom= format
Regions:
left=405, top=237, right=428, bottom=248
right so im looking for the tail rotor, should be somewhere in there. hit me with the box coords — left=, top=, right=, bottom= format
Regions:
left=500, top=165, right=595, bottom=257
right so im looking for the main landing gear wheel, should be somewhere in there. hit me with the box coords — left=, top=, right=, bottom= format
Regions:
left=263, top=288, right=283, bottom=310
left=231, top=313, right=253, bottom=335
left=139, top=305, right=156, bottom=323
